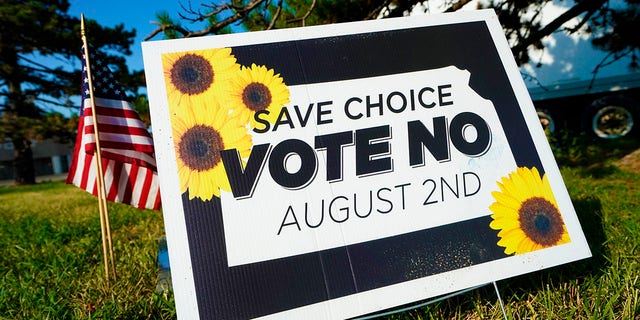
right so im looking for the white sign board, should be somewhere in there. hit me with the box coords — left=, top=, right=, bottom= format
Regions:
left=143, top=10, right=591, bottom=319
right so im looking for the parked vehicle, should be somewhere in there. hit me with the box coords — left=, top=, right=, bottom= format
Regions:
left=529, top=73, right=640, bottom=139
left=519, top=14, right=640, bottom=140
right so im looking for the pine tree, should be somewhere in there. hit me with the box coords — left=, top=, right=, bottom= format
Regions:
left=145, top=0, right=639, bottom=70
left=0, top=0, right=139, bottom=184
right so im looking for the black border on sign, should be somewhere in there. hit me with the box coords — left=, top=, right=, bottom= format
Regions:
left=180, top=21, right=542, bottom=319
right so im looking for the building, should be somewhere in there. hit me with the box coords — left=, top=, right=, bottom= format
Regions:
left=0, top=139, right=73, bottom=180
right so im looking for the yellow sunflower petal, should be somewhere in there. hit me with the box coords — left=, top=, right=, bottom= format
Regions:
left=177, top=164, right=191, bottom=193
left=511, top=168, right=533, bottom=201
left=187, top=171, right=202, bottom=200
left=227, top=63, right=290, bottom=128
left=196, top=174, right=217, bottom=201
left=517, top=167, right=538, bottom=197
left=212, top=164, right=231, bottom=192
left=180, top=101, right=198, bottom=124
left=490, top=215, right=520, bottom=228
left=171, top=116, right=188, bottom=139
left=559, top=227, right=571, bottom=244
left=489, top=202, right=518, bottom=219
left=163, top=48, right=239, bottom=110
left=498, top=226, right=524, bottom=238
left=489, top=167, right=570, bottom=255
left=497, top=229, right=524, bottom=254
left=491, top=190, right=522, bottom=211
left=518, top=238, right=539, bottom=253
left=500, top=173, right=526, bottom=202
left=170, top=90, right=254, bottom=201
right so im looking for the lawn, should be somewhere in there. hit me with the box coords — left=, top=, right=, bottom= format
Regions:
left=0, top=182, right=175, bottom=319
left=1, top=137, right=638, bottom=319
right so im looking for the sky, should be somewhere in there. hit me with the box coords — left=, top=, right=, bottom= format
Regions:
left=68, top=0, right=197, bottom=71
left=68, top=1, right=638, bottom=80
left=65, top=0, right=638, bottom=98
left=33, top=1, right=186, bottom=116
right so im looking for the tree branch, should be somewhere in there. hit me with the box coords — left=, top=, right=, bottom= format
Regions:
left=17, top=55, right=59, bottom=73
left=145, top=0, right=268, bottom=40
left=444, top=0, right=474, bottom=12
left=266, top=0, right=283, bottom=30
left=588, top=48, right=633, bottom=89
left=365, top=0, right=394, bottom=20
left=35, top=97, right=74, bottom=109
left=144, top=21, right=192, bottom=41
left=564, top=6, right=598, bottom=34
left=179, top=1, right=229, bottom=23
left=286, top=0, right=316, bottom=26
left=511, top=0, right=608, bottom=56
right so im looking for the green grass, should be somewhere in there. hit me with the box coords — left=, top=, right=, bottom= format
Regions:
left=0, top=182, right=175, bottom=319
left=382, top=136, right=640, bottom=319
left=382, top=164, right=640, bottom=319
left=1, top=136, right=639, bottom=319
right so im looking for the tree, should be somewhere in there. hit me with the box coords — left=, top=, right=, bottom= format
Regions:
left=144, top=0, right=639, bottom=70
left=0, top=0, right=141, bottom=184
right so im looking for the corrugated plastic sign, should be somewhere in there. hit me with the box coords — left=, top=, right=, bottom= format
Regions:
left=143, top=10, right=591, bottom=319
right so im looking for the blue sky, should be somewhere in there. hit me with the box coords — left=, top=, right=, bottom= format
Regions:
left=67, top=1, right=638, bottom=84
left=65, top=1, right=638, bottom=97
left=33, top=1, right=195, bottom=116
left=68, top=0, right=197, bottom=71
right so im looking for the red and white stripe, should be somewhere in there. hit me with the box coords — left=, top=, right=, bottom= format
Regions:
left=67, top=100, right=161, bottom=210
left=82, top=98, right=156, bottom=169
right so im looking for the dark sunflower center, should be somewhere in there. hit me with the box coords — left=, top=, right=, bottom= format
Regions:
left=534, top=215, right=550, bottom=231
left=170, top=54, right=214, bottom=95
left=242, top=82, right=272, bottom=111
left=518, top=197, right=564, bottom=246
left=178, top=125, right=223, bottom=171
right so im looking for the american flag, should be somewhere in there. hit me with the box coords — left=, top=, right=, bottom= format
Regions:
left=66, top=47, right=161, bottom=210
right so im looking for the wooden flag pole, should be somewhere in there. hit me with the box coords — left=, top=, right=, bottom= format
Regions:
left=80, top=14, right=117, bottom=284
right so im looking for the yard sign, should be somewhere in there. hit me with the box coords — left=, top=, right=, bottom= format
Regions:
left=142, top=10, right=591, bottom=320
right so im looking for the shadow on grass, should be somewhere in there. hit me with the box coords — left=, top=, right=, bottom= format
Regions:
left=579, top=163, right=621, bottom=179
left=499, top=195, right=608, bottom=292
left=375, top=196, right=608, bottom=320
left=0, top=180, right=64, bottom=196
left=551, top=133, right=639, bottom=168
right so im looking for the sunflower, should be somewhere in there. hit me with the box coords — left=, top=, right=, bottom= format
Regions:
left=227, top=63, right=290, bottom=128
left=163, top=48, right=239, bottom=110
left=489, top=167, right=570, bottom=255
left=171, top=100, right=253, bottom=201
